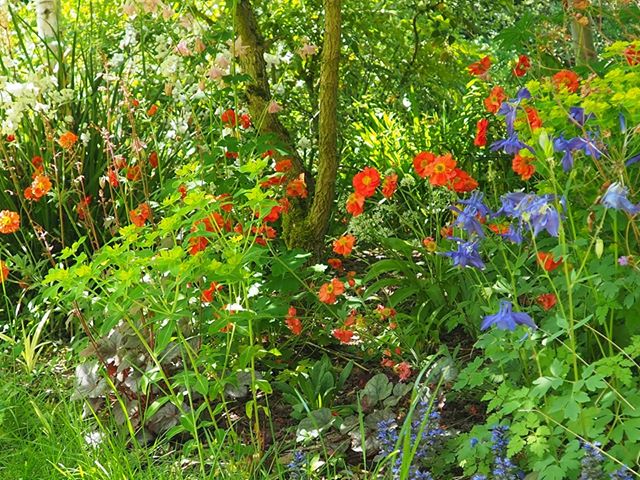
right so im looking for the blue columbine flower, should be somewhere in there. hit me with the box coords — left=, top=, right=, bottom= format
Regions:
left=579, top=442, right=604, bottom=480
left=610, top=466, right=634, bottom=480
left=569, top=106, right=594, bottom=127
left=553, top=135, right=584, bottom=171
left=451, top=192, right=491, bottom=238
left=444, top=238, right=485, bottom=269
left=491, top=133, right=534, bottom=155
left=522, top=194, right=561, bottom=237
left=601, top=182, right=640, bottom=215
left=481, top=300, right=536, bottom=331
left=625, top=153, right=640, bottom=167
left=619, top=113, right=627, bottom=134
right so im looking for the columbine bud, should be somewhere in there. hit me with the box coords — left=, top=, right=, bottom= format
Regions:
left=595, top=237, right=604, bottom=258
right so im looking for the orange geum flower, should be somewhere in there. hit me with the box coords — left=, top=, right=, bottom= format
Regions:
left=484, top=86, right=506, bottom=114
left=346, top=192, right=365, bottom=217
left=286, top=174, right=308, bottom=198
left=552, top=70, right=580, bottom=93
left=0, top=210, right=20, bottom=234
left=425, top=153, right=456, bottom=187
left=381, top=173, right=398, bottom=199
left=332, top=328, right=354, bottom=344
left=58, top=131, right=79, bottom=149
left=512, top=151, right=536, bottom=181
left=327, top=258, right=344, bottom=272
left=352, top=167, right=380, bottom=198
left=333, top=234, right=356, bottom=257
left=29, top=174, right=52, bottom=200
left=413, top=151, right=435, bottom=178
left=318, top=278, right=345, bottom=304
left=129, top=203, right=151, bottom=227
left=537, top=252, right=563, bottom=272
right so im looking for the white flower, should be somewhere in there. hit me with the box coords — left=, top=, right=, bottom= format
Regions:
left=264, top=52, right=281, bottom=67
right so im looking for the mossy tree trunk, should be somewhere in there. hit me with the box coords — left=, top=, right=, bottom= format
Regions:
left=234, top=0, right=342, bottom=254
left=563, top=0, right=596, bottom=66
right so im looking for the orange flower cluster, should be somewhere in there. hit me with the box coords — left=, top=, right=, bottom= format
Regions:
left=129, top=203, right=151, bottom=227
left=552, top=70, right=580, bottom=93
left=0, top=210, right=20, bottom=234
left=58, top=131, right=78, bottom=149
left=468, top=56, right=491, bottom=76
left=332, top=328, right=354, bottom=344
left=412, top=151, right=478, bottom=192
left=344, top=167, right=397, bottom=217
left=513, top=54, right=530, bottom=77
left=24, top=174, right=52, bottom=201
left=285, top=306, right=302, bottom=335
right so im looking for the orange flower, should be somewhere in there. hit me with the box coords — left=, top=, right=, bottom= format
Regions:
left=126, top=165, right=142, bottom=181
left=381, top=173, right=398, bottom=199
left=422, top=237, right=437, bottom=252
left=178, top=184, right=188, bottom=199
left=0, top=260, right=8, bottom=283
left=448, top=168, right=478, bottom=193
left=202, top=281, right=223, bottom=302
left=25, top=174, right=52, bottom=200
left=58, top=131, right=78, bottom=149
left=512, top=151, right=536, bottom=181
left=346, top=270, right=357, bottom=288
left=327, top=258, right=344, bottom=271
left=536, top=293, right=557, bottom=311
left=484, top=86, right=506, bottom=114
left=346, top=192, right=365, bottom=216
left=624, top=45, right=640, bottom=66
left=318, top=278, right=345, bottom=304
left=333, top=234, right=356, bottom=256
left=425, top=153, right=456, bottom=186
left=413, top=151, right=435, bottom=178
left=189, top=236, right=208, bottom=255
left=525, top=107, right=543, bottom=130
left=513, top=54, right=530, bottom=77
left=130, top=203, right=151, bottom=227
left=285, top=306, right=302, bottom=335
left=108, top=169, right=119, bottom=187
left=440, top=225, right=453, bottom=238
left=488, top=223, right=510, bottom=235
left=149, top=151, right=159, bottom=168
left=147, top=104, right=158, bottom=116
left=468, top=56, right=491, bottom=76
left=286, top=317, right=303, bottom=335
left=220, top=108, right=237, bottom=127
left=76, top=196, right=91, bottom=220
left=240, top=113, right=252, bottom=129
left=274, top=159, right=293, bottom=173
left=474, top=118, right=489, bottom=147
left=537, top=252, right=563, bottom=272
left=263, top=205, right=282, bottom=223
left=0, top=210, right=20, bottom=234
left=332, top=328, right=354, bottom=344
left=286, top=174, right=307, bottom=198
left=552, top=70, right=580, bottom=93
left=352, top=167, right=380, bottom=198
left=395, top=361, right=412, bottom=381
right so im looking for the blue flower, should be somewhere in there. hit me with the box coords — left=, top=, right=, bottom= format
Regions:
left=481, top=300, right=536, bottom=331
left=579, top=442, right=604, bottom=480
left=610, top=466, right=634, bottom=480
left=553, top=135, right=584, bottom=171
left=491, top=133, right=534, bottom=155
left=451, top=192, right=491, bottom=238
left=569, top=106, right=594, bottom=127
left=625, top=153, right=640, bottom=167
left=601, top=182, right=640, bottom=215
left=503, top=224, right=523, bottom=244
left=444, top=238, right=485, bottom=269
left=522, top=195, right=561, bottom=237
left=619, top=113, right=627, bottom=134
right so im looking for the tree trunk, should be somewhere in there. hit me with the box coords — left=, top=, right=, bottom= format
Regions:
left=300, top=0, right=341, bottom=246
left=234, top=0, right=342, bottom=253
left=34, top=0, right=58, bottom=41
left=563, top=0, right=596, bottom=66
